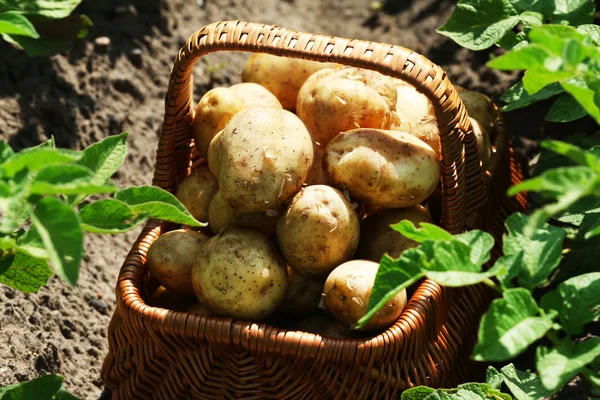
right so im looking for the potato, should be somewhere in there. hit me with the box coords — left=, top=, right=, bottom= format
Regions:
left=470, top=117, right=492, bottom=168
left=390, top=84, right=441, bottom=157
left=323, top=129, right=441, bottom=208
left=175, top=166, right=219, bottom=222
left=276, top=185, right=360, bottom=277
left=277, top=266, right=325, bottom=316
left=356, top=205, right=432, bottom=262
left=186, top=301, right=212, bottom=316
left=193, top=87, right=246, bottom=159
left=459, top=90, right=496, bottom=135
left=228, top=82, right=283, bottom=109
left=296, top=67, right=397, bottom=145
left=191, top=227, right=288, bottom=320
left=242, top=53, right=339, bottom=111
left=146, top=286, right=196, bottom=311
left=208, top=108, right=315, bottom=212
left=304, top=144, right=328, bottom=186
left=287, top=312, right=356, bottom=338
left=147, top=229, right=209, bottom=296
left=208, top=190, right=279, bottom=237
left=324, top=260, right=407, bottom=331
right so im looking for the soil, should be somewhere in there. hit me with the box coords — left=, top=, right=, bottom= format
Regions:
left=0, top=0, right=596, bottom=399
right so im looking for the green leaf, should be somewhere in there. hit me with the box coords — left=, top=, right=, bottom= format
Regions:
left=577, top=24, right=600, bottom=45
left=454, top=230, right=495, bottom=265
left=519, top=11, right=544, bottom=30
left=30, top=164, right=118, bottom=196
left=546, top=93, right=589, bottom=122
left=76, top=132, right=127, bottom=185
left=540, top=140, right=600, bottom=169
left=537, top=338, right=600, bottom=392
left=0, top=374, right=67, bottom=399
left=401, top=386, right=436, bottom=400
left=436, top=0, right=520, bottom=51
left=16, top=225, right=48, bottom=259
left=500, top=364, right=555, bottom=400
left=528, top=24, right=586, bottom=55
left=584, top=216, right=600, bottom=239
left=55, top=388, right=80, bottom=400
left=392, top=220, right=453, bottom=243
left=540, top=272, right=600, bottom=334
left=0, top=250, right=53, bottom=294
left=472, top=288, right=555, bottom=362
left=562, top=79, right=600, bottom=125
left=554, top=235, right=600, bottom=283
left=29, top=197, right=83, bottom=286
left=495, top=251, right=524, bottom=288
left=523, top=69, right=574, bottom=95
left=1, top=147, right=80, bottom=178
left=356, top=251, right=425, bottom=329
left=500, top=81, right=564, bottom=112
left=0, top=0, right=84, bottom=19
left=551, top=0, right=595, bottom=25
left=0, top=140, right=14, bottom=164
left=501, top=213, right=566, bottom=291
left=423, top=391, right=454, bottom=400
left=486, top=366, right=504, bottom=390
left=114, top=185, right=204, bottom=227
left=487, top=45, right=551, bottom=70
left=0, top=11, right=38, bottom=37
left=79, top=199, right=147, bottom=234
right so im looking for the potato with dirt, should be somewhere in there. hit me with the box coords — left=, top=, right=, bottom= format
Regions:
left=390, top=82, right=441, bottom=157
left=323, top=260, right=407, bottom=331
left=242, top=53, right=340, bottom=111
left=208, top=190, right=279, bottom=237
left=191, top=227, right=288, bottom=320
left=208, top=108, right=315, bottom=213
left=296, top=67, right=397, bottom=145
left=277, top=266, right=325, bottom=316
left=357, top=205, right=432, bottom=262
left=175, top=166, right=219, bottom=223
left=276, top=185, right=360, bottom=278
left=323, top=128, right=441, bottom=208
left=146, top=229, right=210, bottom=296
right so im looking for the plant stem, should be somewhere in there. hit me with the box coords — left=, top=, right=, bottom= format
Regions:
left=483, top=278, right=503, bottom=295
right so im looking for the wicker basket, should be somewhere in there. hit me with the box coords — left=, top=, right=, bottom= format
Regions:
left=100, top=21, right=527, bottom=399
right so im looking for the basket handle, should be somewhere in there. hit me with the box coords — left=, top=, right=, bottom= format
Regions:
left=154, top=20, right=486, bottom=233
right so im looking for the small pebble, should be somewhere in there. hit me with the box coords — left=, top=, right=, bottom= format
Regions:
left=129, top=48, right=143, bottom=68
left=94, top=36, right=111, bottom=53
left=88, top=298, right=108, bottom=315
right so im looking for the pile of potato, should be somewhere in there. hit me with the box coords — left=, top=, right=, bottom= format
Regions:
left=145, top=53, right=496, bottom=337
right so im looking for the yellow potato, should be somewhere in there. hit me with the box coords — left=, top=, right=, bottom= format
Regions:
left=323, top=129, right=441, bottom=208
left=390, top=84, right=441, bottom=157
left=175, top=166, right=219, bottom=223
left=191, top=227, right=288, bottom=320
left=208, top=190, right=279, bottom=237
left=459, top=89, right=496, bottom=135
left=242, top=53, right=340, bottom=111
left=147, top=229, right=209, bottom=296
left=208, top=108, right=314, bottom=212
left=356, top=205, right=432, bottom=262
left=193, top=87, right=246, bottom=159
left=470, top=117, right=492, bottom=169
left=296, top=67, right=397, bottom=145
left=228, top=82, right=282, bottom=109
left=277, top=266, right=325, bottom=316
left=324, top=260, right=407, bottom=331
left=276, top=185, right=360, bottom=277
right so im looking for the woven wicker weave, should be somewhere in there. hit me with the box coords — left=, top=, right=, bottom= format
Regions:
left=101, top=21, right=527, bottom=399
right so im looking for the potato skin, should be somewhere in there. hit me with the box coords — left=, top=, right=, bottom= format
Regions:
left=228, top=82, right=283, bottom=109
left=276, top=185, right=360, bottom=277
left=390, top=84, right=441, bottom=157
left=323, top=129, right=441, bottom=208
left=208, top=190, right=279, bottom=237
left=470, top=117, right=492, bottom=169
left=191, top=228, right=288, bottom=320
left=147, top=229, right=210, bottom=296
left=357, top=205, right=432, bottom=262
left=193, top=87, right=246, bottom=159
left=208, top=108, right=315, bottom=212
left=277, top=266, right=325, bottom=316
left=296, top=67, right=396, bottom=145
left=459, top=90, right=496, bottom=135
left=242, top=53, right=339, bottom=111
left=175, top=166, right=219, bottom=222
left=324, top=260, right=407, bottom=331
